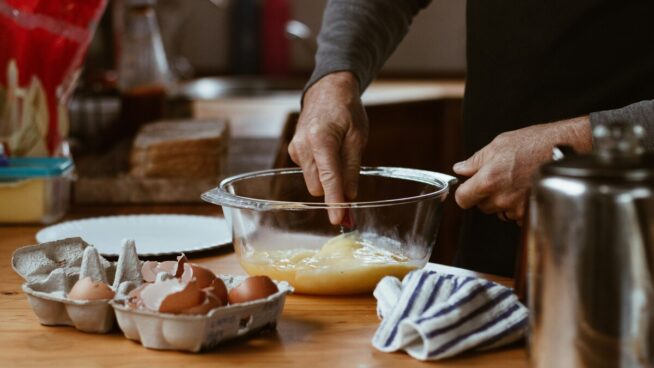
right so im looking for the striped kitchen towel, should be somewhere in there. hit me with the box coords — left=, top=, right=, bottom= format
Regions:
left=372, top=269, right=529, bottom=360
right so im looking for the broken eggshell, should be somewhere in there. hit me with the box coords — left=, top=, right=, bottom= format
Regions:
left=206, top=277, right=229, bottom=306
left=140, top=278, right=205, bottom=314
left=181, top=262, right=217, bottom=288
left=110, top=275, right=293, bottom=352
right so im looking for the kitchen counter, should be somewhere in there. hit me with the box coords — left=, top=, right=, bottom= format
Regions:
left=0, top=203, right=527, bottom=367
left=191, top=79, right=465, bottom=138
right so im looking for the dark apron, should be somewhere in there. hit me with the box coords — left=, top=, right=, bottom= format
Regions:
left=457, top=0, right=654, bottom=276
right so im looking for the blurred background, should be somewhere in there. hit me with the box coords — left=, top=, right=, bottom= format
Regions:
left=84, top=0, right=466, bottom=80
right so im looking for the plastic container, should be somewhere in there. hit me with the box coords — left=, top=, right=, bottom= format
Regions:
left=202, top=167, right=457, bottom=295
left=0, top=157, right=74, bottom=224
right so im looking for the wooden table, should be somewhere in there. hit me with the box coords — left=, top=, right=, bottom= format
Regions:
left=0, top=204, right=528, bottom=367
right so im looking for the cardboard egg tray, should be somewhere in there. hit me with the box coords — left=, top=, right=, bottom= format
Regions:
left=11, top=237, right=142, bottom=333
left=111, top=276, right=292, bottom=352
left=12, top=237, right=294, bottom=352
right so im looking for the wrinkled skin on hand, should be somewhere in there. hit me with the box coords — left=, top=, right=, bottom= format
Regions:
left=453, top=116, right=592, bottom=224
left=288, top=72, right=369, bottom=224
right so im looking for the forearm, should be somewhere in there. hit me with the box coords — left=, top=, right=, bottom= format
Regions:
left=589, top=99, right=654, bottom=150
left=306, top=0, right=429, bottom=94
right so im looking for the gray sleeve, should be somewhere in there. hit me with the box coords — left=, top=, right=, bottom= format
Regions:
left=589, top=100, right=654, bottom=150
left=305, top=0, right=430, bottom=94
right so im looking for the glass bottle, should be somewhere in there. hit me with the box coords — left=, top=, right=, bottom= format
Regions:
left=116, top=0, right=173, bottom=138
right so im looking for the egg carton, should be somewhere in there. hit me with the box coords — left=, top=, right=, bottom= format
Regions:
left=110, top=276, right=293, bottom=352
left=11, top=237, right=142, bottom=333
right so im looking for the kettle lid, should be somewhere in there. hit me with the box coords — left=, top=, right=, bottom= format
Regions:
left=541, top=121, right=654, bottom=180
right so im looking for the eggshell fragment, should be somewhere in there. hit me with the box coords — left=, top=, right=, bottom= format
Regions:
left=181, top=294, right=222, bottom=315
left=228, top=276, right=279, bottom=304
left=141, top=261, right=178, bottom=282
left=205, top=278, right=229, bottom=306
left=127, top=283, right=149, bottom=309
left=68, top=276, right=116, bottom=301
left=139, top=278, right=205, bottom=313
left=181, top=263, right=217, bottom=288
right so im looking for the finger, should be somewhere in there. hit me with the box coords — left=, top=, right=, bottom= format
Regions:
left=341, top=132, right=365, bottom=200
left=301, top=160, right=323, bottom=197
left=454, top=173, right=491, bottom=209
left=289, top=139, right=324, bottom=196
left=308, top=125, right=346, bottom=224
left=288, top=139, right=301, bottom=166
left=505, top=196, right=526, bottom=222
left=477, top=197, right=501, bottom=214
left=453, top=151, right=483, bottom=177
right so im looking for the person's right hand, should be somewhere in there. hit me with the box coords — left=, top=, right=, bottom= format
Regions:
left=288, top=71, right=369, bottom=224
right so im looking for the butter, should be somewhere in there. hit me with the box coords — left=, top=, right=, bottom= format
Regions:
left=0, top=157, right=73, bottom=224
left=0, top=179, right=46, bottom=222
left=239, top=232, right=420, bottom=295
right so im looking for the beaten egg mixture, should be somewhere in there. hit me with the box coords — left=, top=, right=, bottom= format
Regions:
left=239, top=232, right=419, bottom=295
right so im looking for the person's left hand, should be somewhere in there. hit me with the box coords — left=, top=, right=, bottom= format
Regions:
left=452, top=116, right=592, bottom=223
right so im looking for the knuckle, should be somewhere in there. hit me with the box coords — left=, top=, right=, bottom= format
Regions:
left=288, top=142, right=298, bottom=158
left=494, top=131, right=512, bottom=143
left=476, top=177, right=495, bottom=195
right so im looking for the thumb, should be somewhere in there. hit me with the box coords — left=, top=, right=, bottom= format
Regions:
left=453, top=152, right=482, bottom=177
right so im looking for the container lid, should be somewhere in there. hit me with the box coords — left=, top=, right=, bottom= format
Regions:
left=541, top=122, right=654, bottom=181
left=0, top=158, right=73, bottom=178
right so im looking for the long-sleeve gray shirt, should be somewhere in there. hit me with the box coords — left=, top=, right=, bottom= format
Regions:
left=308, top=0, right=654, bottom=150
left=307, top=0, right=654, bottom=276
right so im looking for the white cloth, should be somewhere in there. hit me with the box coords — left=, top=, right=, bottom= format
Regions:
left=372, top=269, right=529, bottom=360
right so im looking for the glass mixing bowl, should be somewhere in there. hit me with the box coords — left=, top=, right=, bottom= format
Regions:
left=202, top=167, right=457, bottom=295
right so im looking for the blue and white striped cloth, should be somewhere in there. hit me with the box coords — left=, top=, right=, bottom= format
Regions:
left=372, top=269, right=529, bottom=360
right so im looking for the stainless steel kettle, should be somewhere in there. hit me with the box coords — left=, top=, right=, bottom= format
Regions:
left=528, top=121, right=654, bottom=367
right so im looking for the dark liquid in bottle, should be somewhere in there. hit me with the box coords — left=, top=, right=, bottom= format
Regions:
left=118, top=84, right=166, bottom=139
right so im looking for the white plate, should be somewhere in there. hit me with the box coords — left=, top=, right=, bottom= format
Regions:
left=36, top=214, right=232, bottom=256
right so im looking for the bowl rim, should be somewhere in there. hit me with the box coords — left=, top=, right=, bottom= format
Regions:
left=202, top=167, right=457, bottom=210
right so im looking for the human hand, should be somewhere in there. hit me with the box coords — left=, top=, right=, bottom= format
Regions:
left=288, top=71, right=369, bottom=224
left=452, top=116, right=592, bottom=223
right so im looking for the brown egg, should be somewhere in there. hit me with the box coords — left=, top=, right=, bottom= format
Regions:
left=181, top=263, right=217, bottom=288
left=205, top=278, right=229, bottom=305
left=68, top=276, right=116, bottom=301
left=181, top=294, right=223, bottom=315
left=228, top=276, right=278, bottom=304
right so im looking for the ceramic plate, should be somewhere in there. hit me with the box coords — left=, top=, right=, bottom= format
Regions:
left=36, top=214, right=231, bottom=256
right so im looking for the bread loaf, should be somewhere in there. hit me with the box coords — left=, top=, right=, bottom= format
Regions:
left=130, top=119, right=229, bottom=178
